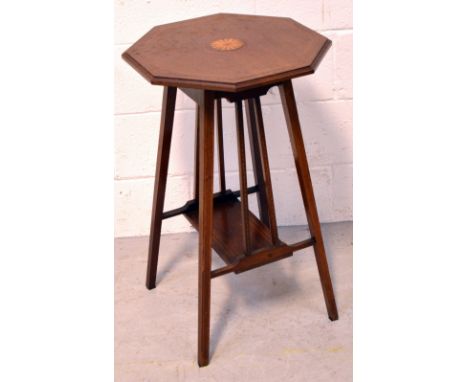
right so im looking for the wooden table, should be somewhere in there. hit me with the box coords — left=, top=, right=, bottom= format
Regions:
left=122, top=13, right=338, bottom=367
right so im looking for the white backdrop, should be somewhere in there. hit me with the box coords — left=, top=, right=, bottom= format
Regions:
left=114, top=0, right=353, bottom=237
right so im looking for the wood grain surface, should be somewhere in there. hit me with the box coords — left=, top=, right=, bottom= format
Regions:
left=122, top=13, right=331, bottom=91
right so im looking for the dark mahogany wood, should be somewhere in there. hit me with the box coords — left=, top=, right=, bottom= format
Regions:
left=210, top=236, right=315, bottom=278
left=214, top=84, right=276, bottom=103
left=234, top=101, right=252, bottom=255
left=251, top=97, right=280, bottom=244
left=236, top=242, right=296, bottom=273
left=215, top=99, right=226, bottom=192
left=181, top=84, right=275, bottom=104
left=197, top=90, right=215, bottom=367
left=122, top=14, right=331, bottom=92
left=146, top=86, right=177, bottom=290
left=185, top=192, right=276, bottom=265
left=123, top=13, right=337, bottom=367
left=279, top=79, right=338, bottom=321
left=161, top=186, right=259, bottom=220
left=245, top=98, right=269, bottom=226
left=194, top=105, right=200, bottom=199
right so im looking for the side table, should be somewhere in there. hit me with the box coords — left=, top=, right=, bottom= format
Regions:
left=122, top=13, right=338, bottom=367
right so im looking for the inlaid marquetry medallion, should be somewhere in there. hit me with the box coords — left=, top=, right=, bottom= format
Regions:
left=210, top=38, right=244, bottom=51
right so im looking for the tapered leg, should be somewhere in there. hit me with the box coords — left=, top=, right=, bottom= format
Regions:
left=194, top=105, right=200, bottom=199
left=245, top=98, right=269, bottom=225
left=279, top=80, right=339, bottom=321
left=198, top=91, right=215, bottom=367
left=235, top=100, right=252, bottom=255
left=146, top=86, right=177, bottom=290
left=216, top=99, right=226, bottom=193
left=250, top=97, right=280, bottom=244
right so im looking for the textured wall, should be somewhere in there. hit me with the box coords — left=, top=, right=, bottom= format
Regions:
left=115, top=0, right=353, bottom=237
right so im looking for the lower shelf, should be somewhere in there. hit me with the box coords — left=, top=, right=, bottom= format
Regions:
left=183, top=191, right=291, bottom=268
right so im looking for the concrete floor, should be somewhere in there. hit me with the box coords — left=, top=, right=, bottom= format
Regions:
left=115, top=222, right=352, bottom=381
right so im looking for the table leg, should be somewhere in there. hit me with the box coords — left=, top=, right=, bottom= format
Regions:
left=251, top=96, right=280, bottom=244
left=245, top=98, right=269, bottom=226
left=194, top=105, right=200, bottom=199
left=235, top=100, right=252, bottom=255
left=146, top=86, right=177, bottom=290
left=216, top=98, right=226, bottom=193
left=279, top=80, right=339, bottom=321
left=198, top=91, right=215, bottom=366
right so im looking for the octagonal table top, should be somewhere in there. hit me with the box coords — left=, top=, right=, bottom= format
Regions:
left=122, top=13, right=331, bottom=92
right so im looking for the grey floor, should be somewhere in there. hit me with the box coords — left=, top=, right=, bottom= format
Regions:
left=115, top=222, right=352, bottom=381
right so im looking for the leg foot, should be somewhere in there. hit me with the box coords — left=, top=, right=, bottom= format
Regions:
left=197, top=91, right=215, bottom=366
left=279, top=80, right=338, bottom=319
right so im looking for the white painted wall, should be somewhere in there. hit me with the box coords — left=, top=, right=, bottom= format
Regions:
left=115, top=0, right=353, bottom=237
